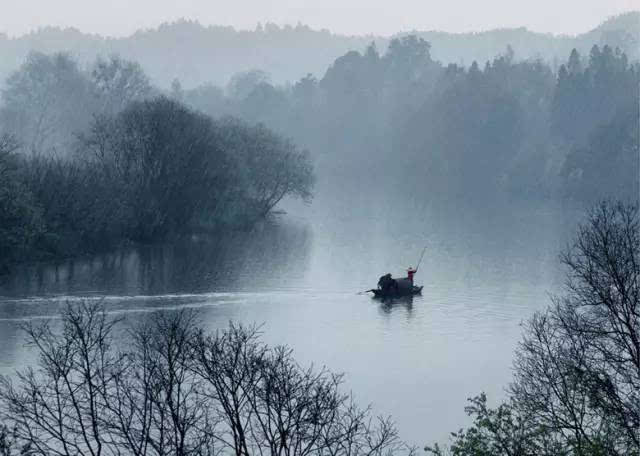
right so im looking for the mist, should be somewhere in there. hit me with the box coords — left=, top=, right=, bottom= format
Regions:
left=0, top=5, right=638, bottom=454
left=1, top=0, right=636, bottom=37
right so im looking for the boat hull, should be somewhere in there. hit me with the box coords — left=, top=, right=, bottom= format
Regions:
left=371, top=286, right=423, bottom=299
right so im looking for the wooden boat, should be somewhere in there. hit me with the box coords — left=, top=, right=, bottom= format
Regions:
left=368, top=276, right=422, bottom=298
left=371, top=285, right=423, bottom=299
left=370, top=248, right=427, bottom=299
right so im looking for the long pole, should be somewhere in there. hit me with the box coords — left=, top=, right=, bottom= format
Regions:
left=415, top=245, right=427, bottom=271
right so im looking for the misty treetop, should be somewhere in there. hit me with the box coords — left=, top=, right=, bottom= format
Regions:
left=2, top=32, right=637, bottom=207
left=0, top=52, right=154, bottom=156
left=91, top=55, right=154, bottom=116
left=1, top=33, right=637, bottom=269
left=182, top=38, right=637, bottom=201
left=555, top=46, right=639, bottom=201
left=552, top=45, right=637, bottom=147
left=0, top=12, right=637, bottom=88
left=0, top=94, right=314, bottom=269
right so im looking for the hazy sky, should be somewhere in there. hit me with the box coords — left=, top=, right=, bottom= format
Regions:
left=1, top=0, right=637, bottom=37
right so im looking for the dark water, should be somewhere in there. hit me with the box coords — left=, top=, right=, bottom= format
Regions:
left=0, top=189, right=582, bottom=447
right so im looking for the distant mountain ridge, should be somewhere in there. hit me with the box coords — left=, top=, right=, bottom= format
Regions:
left=413, top=14, right=639, bottom=67
left=0, top=12, right=637, bottom=88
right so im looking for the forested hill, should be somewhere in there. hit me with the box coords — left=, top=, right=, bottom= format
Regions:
left=0, top=12, right=637, bottom=88
left=413, top=12, right=639, bottom=67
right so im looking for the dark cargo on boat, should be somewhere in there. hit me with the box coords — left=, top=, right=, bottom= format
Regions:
left=370, top=276, right=423, bottom=298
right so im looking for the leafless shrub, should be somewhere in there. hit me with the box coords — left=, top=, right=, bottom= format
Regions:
left=512, top=202, right=639, bottom=454
left=106, top=312, right=212, bottom=456
left=191, top=324, right=410, bottom=456
left=0, top=303, right=122, bottom=456
left=0, top=307, right=412, bottom=456
left=428, top=201, right=640, bottom=455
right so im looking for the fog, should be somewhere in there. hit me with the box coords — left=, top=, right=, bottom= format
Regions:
left=1, top=0, right=637, bottom=37
left=0, top=5, right=638, bottom=454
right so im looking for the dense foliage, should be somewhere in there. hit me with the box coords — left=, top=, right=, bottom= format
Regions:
left=426, top=202, right=640, bottom=456
left=0, top=54, right=313, bottom=269
left=0, top=306, right=413, bottom=456
left=556, top=47, right=639, bottom=201
left=0, top=12, right=637, bottom=87
left=1, top=28, right=637, bottom=263
left=183, top=40, right=638, bottom=201
left=0, top=135, right=43, bottom=269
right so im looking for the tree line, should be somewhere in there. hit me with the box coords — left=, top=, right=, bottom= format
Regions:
left=1, top=38, right=636, bottom=265
left=0, top=12, right=637, bottom=88
left=180, top=38, right=638, bottom=202
left=0, top=53, right=313, bottom=271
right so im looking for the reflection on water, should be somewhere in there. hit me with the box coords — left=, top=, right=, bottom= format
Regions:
left=0, top=217, right=312, bottom=302
left=376, top=295, right=417, bottom=318
left=0, top=192, right=582, bottom=447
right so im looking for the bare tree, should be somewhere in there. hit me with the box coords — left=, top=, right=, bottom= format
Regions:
left=0, top=423, right=32, bottom=456
left=90, top=55, right=153, bottom=116
left=511, top=202, right=639, bottom=455
left=0, top=303, right=123, bottom=456
left=1, top=52, right=91, bottom=155
left=1, top=307, right=410, bottom=456
left=123, top=312, right=211, bottom=456
left=191, top=323, right=267, bottom=456
left=427, top=201, right=640, bottom=456
left=192, top=323, right=413, bottom=456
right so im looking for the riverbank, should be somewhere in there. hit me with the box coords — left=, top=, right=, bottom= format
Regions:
left=0, top=97, right=313, bottom=273
left=0, top=198, right=575, bottom=445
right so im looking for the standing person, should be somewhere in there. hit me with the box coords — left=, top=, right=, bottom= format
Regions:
left=407, top=266, right=417, bottom=285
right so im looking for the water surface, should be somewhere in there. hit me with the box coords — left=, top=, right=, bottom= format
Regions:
left=0, top=190, right=581, bottom=447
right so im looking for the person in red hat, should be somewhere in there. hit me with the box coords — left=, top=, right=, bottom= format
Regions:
left=407, top=266, right=417, bottom=285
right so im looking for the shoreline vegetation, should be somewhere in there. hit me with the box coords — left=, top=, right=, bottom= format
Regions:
left=0, top=64, right=314, bottom=272
left=0, top=12, right=638, bottom=456
left=1, top=26, right=638, bottom=272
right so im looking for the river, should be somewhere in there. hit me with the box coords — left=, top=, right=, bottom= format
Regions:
left=0, top=185, right=583, bottom=447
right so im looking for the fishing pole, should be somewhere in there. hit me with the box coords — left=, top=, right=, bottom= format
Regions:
left=415, top=245, right=427, bottom=271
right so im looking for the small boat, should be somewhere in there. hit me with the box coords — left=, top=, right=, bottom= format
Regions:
left=371, top=285, right=423, bottom=299
left=368, top=276, right=422, bottom=299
